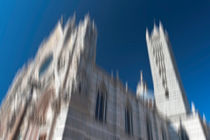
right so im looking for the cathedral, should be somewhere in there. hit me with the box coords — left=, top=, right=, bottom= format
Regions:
left=0, top=15, right=209, bottom=140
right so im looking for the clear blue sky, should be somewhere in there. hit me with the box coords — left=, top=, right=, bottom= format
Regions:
left=0, top=0, right=210, bottom=121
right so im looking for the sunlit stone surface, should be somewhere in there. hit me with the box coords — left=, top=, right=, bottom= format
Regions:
left=0, top=15, right=209, bottom=140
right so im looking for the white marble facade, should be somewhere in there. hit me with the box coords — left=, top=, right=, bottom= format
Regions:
left=0, top=15, right=209, bottom=140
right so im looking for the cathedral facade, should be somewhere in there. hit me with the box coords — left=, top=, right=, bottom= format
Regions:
left=0, top=15, right=209, bottom=140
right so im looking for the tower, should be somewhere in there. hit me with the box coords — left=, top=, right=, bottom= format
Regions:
left=146, top=22, right=190, bottom=118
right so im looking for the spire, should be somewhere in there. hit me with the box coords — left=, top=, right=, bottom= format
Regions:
left=136, top=70, right=148, bottom=98
left=125, top=82, right=128, bottom=92
left=151, top=20, right=160, bottom=37
left=203, top=114, right=206, bottom=124
left=153, top=19, right=156, bottom=27
left=154, top=22, right=158, bottom=30
left=60, top=15, right=63, bottom=26
left=140, top=70, right=143, bottom=83
left=84, top=13, right=91, bottom=25
left=146, top=28, right=149, bottom=41
left=64, top=14, right=76, bottom=33
left=191, top=102, right=195, bottom=114
left=144, top=83, right=147, bottom=93
left=63, top=14, right=76, bottom=45
left=159, top=21, right=164, bottom=33
left=153, top=22, right=158, bottom=34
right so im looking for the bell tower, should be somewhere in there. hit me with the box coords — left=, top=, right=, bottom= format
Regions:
left=146, top=22, right=190, bottom=118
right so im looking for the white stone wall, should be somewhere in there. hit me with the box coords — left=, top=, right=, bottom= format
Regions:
left=169, top=113, right=208, bottom=140
left=146, top=24, right=190, bottom=118
left=62, top=62, right=173, bottom=140
left=0, top=15, right=208, bottom=140
left=146, top=23, right=209, bottom=140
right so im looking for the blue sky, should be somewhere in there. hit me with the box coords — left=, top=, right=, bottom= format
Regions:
left=0, top=0, right=210, bottom=121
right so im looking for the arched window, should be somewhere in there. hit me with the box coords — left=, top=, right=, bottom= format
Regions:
left=146, top=117, right=153, bottom=140
left=178, top=126, right=189, bottom=140
left=95, top=90, right=107, bottom=122
left=125, top=104, right=133, bottom=136
left=39, top=54, right=53, bottom=77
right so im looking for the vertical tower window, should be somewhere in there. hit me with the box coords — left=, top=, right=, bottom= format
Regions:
left=78, top=82, right=82, bottom=94
left=125, top=105, right=133, bottom=136
left=165, top=88, right=169, bottom=98
left=95, top=90, right=107, bottom=122
left=152, top=42, right=169, bottom=99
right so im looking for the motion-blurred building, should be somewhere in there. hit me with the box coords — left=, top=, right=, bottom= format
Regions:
left=0, top=15, right=209, bottom=140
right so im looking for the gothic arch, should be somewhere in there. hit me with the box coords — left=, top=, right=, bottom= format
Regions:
left=95, top=81, right=107, bottom=122
left=125, top=101, right=133, bottom=136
